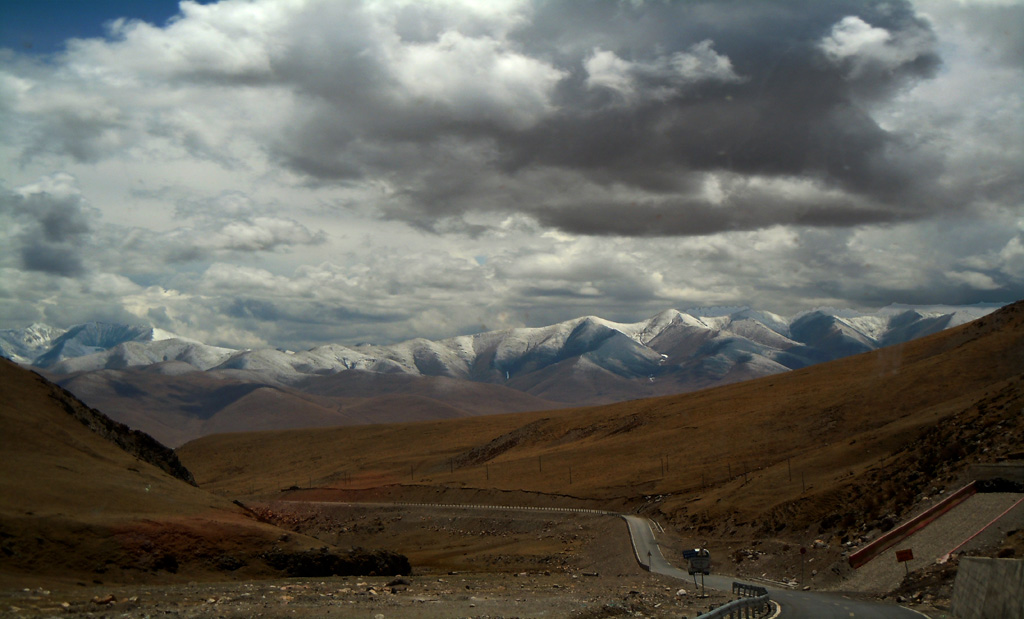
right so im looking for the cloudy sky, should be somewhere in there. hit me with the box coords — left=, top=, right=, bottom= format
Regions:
left=1, top=0, right=1021, bottom=349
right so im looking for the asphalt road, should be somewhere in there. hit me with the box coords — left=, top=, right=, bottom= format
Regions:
left=622, top=515, right=929, bottom=619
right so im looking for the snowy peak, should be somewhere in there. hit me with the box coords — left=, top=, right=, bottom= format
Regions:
left=34, top=322, right=170, bottom=368
left=51, top=338, right=237, bottom=375
left=0, top=323, right=66, bottom=365
left=1, top=303, right=1003, bottom=399
left=789, top=311, right=876, bottom=358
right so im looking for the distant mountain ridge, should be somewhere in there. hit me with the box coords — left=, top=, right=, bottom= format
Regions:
left=2, top=304, right=998, bottom=381
left=0, top=304, right=1002, bottom=446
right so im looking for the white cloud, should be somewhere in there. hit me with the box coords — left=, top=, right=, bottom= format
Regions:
left=820, top=15, right=936, bottom=79
left=214, top=217, right=324, bottom=252
left=584, top=49, right=636, bottom=96
left=584, top=40, right=743, bottom=103
left=945, top=270, right=1001, bottom=289
left=0, top=0, right=1021, bottom=350
left=821, top=16, right=894, bottom=62
left=392, top=30, right=567, bottom=130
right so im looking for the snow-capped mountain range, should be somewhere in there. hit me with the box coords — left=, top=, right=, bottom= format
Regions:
left=0, top=303, right=1001, bottom=446
left=2, top=304, right=999, bottom=383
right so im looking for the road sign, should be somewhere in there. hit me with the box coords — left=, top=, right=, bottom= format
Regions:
left=896, top=549, right=914, bottom=563
left=687, top=548, right=710, bottom=575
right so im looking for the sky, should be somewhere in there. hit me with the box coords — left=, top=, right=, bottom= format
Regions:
left=1, top=0, right=1022, bottom=350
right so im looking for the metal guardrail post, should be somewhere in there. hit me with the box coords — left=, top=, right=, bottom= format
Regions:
left=693, top=593, right=770, bottom=619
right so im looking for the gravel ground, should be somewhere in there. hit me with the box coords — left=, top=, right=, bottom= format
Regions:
left=1, top=570, right=733, bottom=618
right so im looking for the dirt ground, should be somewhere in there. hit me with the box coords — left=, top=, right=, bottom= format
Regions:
left=4, top=494, right=1005, bottom=619
left=1, top=569, right=730, bottom=619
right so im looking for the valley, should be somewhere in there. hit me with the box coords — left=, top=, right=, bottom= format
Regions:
left=2, top=301, right=1022, bottom=617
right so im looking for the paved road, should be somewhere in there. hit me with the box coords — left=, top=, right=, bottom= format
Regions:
left=273, top=501, right=930, bottom=617
left=622, top=516, right=928, bottom=619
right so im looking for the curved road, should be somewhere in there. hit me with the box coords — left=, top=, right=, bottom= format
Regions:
left=273, top=501, right=927, bottom=617
left=623, top=516, right=929, bottom=619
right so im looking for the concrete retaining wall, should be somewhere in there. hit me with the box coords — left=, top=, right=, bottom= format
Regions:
left=969, top=462, right=1024, bottom=484
left=848, top=482, right=977, bottom=569
left=950, top=557, right=1024, bottom=619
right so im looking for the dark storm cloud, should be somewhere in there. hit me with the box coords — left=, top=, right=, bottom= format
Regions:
left=260, top=0, right=943, bottom=236
left=0, top=185, right=95, bottom=241
left=0, top=177, right=96, bottom=276
left=225, top=297, right=281, bottom=321
left=5, top=0, right=948, bottom=239
left=525, top=191, right=912, bottom=238
left=19, top=243, right=86, bottom=277
left=496, top=0, right=941, bottom=206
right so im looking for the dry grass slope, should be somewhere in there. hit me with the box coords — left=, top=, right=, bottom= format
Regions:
left=179, top=300, right=1024, bottom=546
left=0, top=360, right=408, bottom=587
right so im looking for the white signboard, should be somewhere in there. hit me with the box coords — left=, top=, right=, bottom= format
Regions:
left=688, top=554, right=710, bottom=574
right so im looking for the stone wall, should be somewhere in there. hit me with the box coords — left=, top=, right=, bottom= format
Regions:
left=950, top=557, right=1024, bottom=619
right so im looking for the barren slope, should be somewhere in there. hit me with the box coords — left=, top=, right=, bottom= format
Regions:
left=0, top=359, right=407, bottom=586
left=179, top=301, right=1024, bottom=552
left=56, top=367, right=560, bottom=447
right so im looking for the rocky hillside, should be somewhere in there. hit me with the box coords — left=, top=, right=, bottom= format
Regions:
left=0, top=358, right=410, bottom=585
left=26, top=361, right=196, bottom=485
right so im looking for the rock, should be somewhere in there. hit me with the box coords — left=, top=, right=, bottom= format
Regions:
left=91, top=594, right=116, bottom=605
left=387, top=577, right=411, bottom=587
left=676, top=589, right=688, bottom=596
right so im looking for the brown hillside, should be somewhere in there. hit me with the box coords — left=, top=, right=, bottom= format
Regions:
left=57, top=366, right=561, bottom=447
left=0, top=359, right=408, bottom=586
left=179, top=301, right=1024, bottom=540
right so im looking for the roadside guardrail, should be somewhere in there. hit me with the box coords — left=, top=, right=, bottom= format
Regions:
left=732, top=582, right=768, bottom=598
left=694, top=582, right=772, bottom=618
